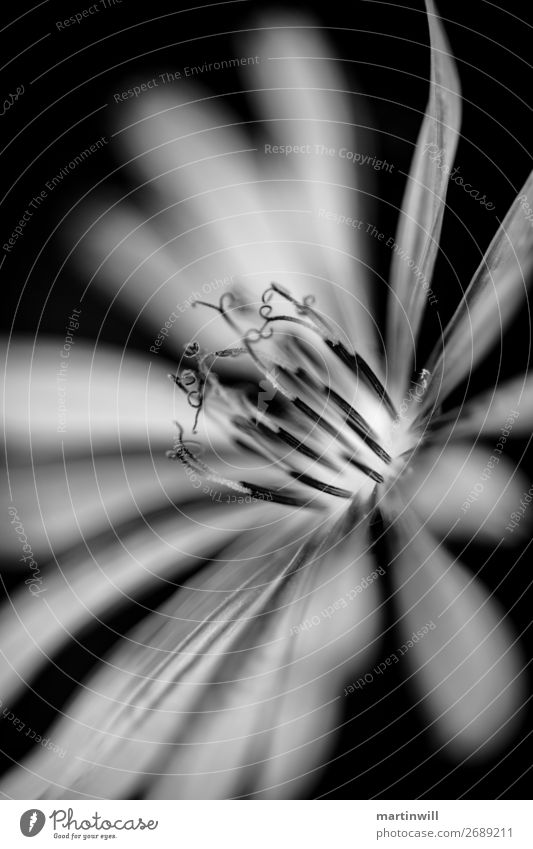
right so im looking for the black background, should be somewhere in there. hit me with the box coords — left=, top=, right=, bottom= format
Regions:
left=1, top=0, right=532, bottom=799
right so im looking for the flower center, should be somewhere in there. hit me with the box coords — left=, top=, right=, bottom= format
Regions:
left=167, top=285, right=423, bottom=511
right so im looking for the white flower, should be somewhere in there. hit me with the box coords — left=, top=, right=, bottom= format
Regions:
left=0, top=0, right=531, bottom=799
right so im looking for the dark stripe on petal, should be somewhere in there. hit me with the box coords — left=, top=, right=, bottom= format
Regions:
left=292, top=397, right=350, bottom=447
left=325, top=387, right=392, bottom=464
left=345, top=455, right=385, bottom=484
left=238, top=481, right=311, bottom=507
left=325, top=340, right=397, bottom=418
left=289, top=471, right=352, bottom=498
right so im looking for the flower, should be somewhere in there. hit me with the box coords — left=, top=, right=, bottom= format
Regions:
left=0, top=0, right=531, bottom=799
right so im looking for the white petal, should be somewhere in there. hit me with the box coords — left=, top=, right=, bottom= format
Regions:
left=1, top=337, right=185, bottom=459
left=247, top=16, right=379, bottom=360
left=0, top=510, right=382, bottom=799
left=432, top=373, right=532, bottom=440
left=386, top=0, right=461, bottom=394
left=68, top=198, right=210, bottom=357
left=2, top=452, right=193, bottom=562
left=100, top=89, right=334, bottom=352
left=401, top=441, right=528, bottom=542
left=0, top=444, right=286, bottom=563
left=0, top=503, right=273, bottom=710
left=419, top=172, right=533, bottom=416
left=388, top=508, right=525, bottom=758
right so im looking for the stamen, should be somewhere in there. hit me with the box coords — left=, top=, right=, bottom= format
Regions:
left=325, top=387, right=392, bottom=464
left=168, top=284, right=399, bottom=511
left=324, top=339, right=398, bottom=419
left=255, top=286, right=398, bottom=420
left=275, top=364, right=392, bottom=463
left=292, top=397, right=351, bottom=446
left=255, top=420, right=340, bottom=470
left=265, top=282, right=336, bottom=339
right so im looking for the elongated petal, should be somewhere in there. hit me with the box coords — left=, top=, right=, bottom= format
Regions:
left=419, top=172, right=533, bottom=416
left=431, top=373, right=532, bottom=441
left=68, top=198, right=217, bottom=357
left=1, top=337, right=183, bottom=459
left=0, top=444, right=292, bottom=564
left=247, top=16, right=378, bottom=361
left=94, top=86, right=351, bottom=354
left=0, top=509, right=382, bottom=799
left=387, top=508, right=525, bottom=758
left=2, top=452, right=198, bottom=562
left=386, top=0, right=461, bottom=394
left=0, top=503, right=274, bottom=709
left=401, top=441, right=528, bottom=542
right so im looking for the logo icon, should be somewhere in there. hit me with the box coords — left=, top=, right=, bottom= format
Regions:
left=256, top=371, right=278, bottom=423
left=20, top=810, right=45, bottom=837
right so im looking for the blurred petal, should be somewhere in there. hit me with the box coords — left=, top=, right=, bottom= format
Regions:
left=1, top=337, right=184, bottom=459
left=0, top=508, right=382, bottom=799
left=420, top=172, right=533, bottom=416
left=247, top=16, right=379, bottom=361
left=0, top=444, right=295, bottom=563
left=74, top=15, right=381, bottom=360
left=433, top=373, right=533, bottom=440
left=386, top=0, right=461, bottom=394
left=388, top=507, right=525, bottom=758
left=69, top=198, right=213, bottom=357
left=122, top=83, right=368, bottom=347
left=2, top=452, right=193, bottom=562
left=401, top=441, right=528, bottom=542
left=0, top=502, right=276, bottom=709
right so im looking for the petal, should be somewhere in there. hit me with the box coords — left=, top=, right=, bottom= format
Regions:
left=1, top=337, right=185, bottom=459
left=386, top=0, right=461, bottom=394
left=432, top=373, right=532, bottom=441
left=401, top=441, right=528, bottom=542
left=0, top=502, right=276, bottom=710
left=75, top=15, right=381, bottom=361
left=419, top=172, right=533, bottom=417
left=0, top=445, right=291, bottom=563
left=68, top=198, right=212, bottom=357
left=0, top=508, right=382, bottom=799
left=247, top=16, right=379, bottom=361
left=387, top=507, right=525, bottom=758
left=90, top=88, right=333, bottom=354
left=2, top=452, right=193, bottom=562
